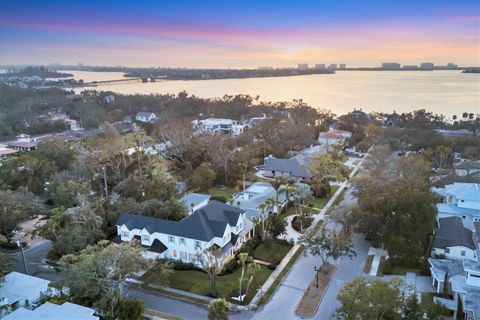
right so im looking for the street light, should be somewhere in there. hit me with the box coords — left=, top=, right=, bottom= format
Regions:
left=314, top=266, right=321, bottom=288
left=17, top=240, right=28, bottom=275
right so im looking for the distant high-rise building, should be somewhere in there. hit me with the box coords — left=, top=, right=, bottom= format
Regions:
left=297, top=63, right=309, bottom=70
left=315, top=64, right=326, bottom=70
left=328, top=64, right=337, bottom=70
left=339, top=64, right=346, bottom=69
left=420, top=62, right=434, bottom=70
left=381, top=62, right=401, bottom=70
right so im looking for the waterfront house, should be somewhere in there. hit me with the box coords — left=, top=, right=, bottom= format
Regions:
left=114, top=201, right=255, bottom=263
left=3, top=302, right=98, bottom=320
left=192, top=118, right=246, bottom=136
left=317, top=128, right=352, bottom=148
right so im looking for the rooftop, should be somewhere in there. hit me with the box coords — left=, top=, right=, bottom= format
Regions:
left=117, top=201, right=243, bottom=241
left=433, top=216, right=476, bottom=250
left=455, top=161, right=480, bottom=170
left=264, top=156, right=311, bottom=178
left=3, top=302, right=98, bottom=320
left=0, top=272, right=50, bottom=306
left=180, top=193, right=211, bottom=210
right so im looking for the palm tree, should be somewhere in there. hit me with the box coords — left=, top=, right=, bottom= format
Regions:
left=281, top=182, right=296, bottom=213
left=270, top=177, right=286, bottom=214
left=239, top=161, right=250, bottom=191
left=208, top=298, right=230, bottom=320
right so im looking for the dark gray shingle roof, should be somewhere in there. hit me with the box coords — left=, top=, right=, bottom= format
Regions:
left=433, top=216, right=476, bottom=250
left=116, top=201, right=243, bottom=241
left=264, top=157, right=311, bottom=178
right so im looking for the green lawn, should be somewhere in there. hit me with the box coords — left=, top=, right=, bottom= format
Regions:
left=207, top=187, right=238, bottom=201
left=253, top=240, right=293, bottom=265
left=310, top=185, right=340, bottom=209
left=165, top=265, right=273, bottom=304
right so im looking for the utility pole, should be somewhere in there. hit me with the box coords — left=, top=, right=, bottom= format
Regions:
left=17, top=240, right=28, bottom=275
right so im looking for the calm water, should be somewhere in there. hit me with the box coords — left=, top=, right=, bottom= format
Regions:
left=66, top=70, right=479, bottom=118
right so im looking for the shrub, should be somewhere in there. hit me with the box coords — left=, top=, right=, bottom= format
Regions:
left=220, top=257, right=239, bottom=275
left=0, top=241, right=19, bottom=250
left=210, top=195, right=227, bottom=203
left=267, top=264, right=277, bottom=270
left=171, top=260, right=203, bottom=272
left=238, top=236, right=262, bottom=256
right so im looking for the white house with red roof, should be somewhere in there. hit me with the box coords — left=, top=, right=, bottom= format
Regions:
left=318, top=127, right=352, bottom=147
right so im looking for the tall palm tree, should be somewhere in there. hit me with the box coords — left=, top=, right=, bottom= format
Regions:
left=270, top=177, right=286, bottom=214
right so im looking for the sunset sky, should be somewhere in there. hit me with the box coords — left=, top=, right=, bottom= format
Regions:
left=1, top=0, right=479, bottom=68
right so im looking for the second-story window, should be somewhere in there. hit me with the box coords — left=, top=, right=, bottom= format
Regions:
left=169, top=236, right=175, bottom=243
left=122, top=231, right=129, bottom=238
left=194, top=241, right=201, bottom=250
left=180, top=238, right=186, bottom=245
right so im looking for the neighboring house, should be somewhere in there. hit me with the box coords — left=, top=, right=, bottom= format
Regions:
left=114, top=201, right=255, bottom=262
left=428, top=258, right=480, bottom=319
left=7, top=141, right=38, bottom=152
left=180, top=193, right=211, bottom=214
left=232, top=182, right=287, bottom=220
left=318, top=128, right=352, bottom=149
left=263, top=155, right=311, bottom=182
left=0, top=272, right=52, bottom=317
left=455, top=161, right=480, bottom=177
left=434, top=183, right=480, bottom=230
left=135, top=111, right=157, bottom=123
left=435, top=129, right=474, bottom=137
left=103, top=95, right=115, bottom=104
left=0, top=144, right=18, bottom=160
left=192, top=118, right=245, bottom=136
left=243, top=114, right=270, bottom=128
left=15, top=133, right=31, bottom=142
left=3, top=302, right=98, bottom=320
left=431, top=217, right=478, bottom=261
left=431, top=172, right=480, bottom=188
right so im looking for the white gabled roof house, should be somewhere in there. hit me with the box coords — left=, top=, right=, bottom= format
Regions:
left=114, top=201, right=255, bottom=262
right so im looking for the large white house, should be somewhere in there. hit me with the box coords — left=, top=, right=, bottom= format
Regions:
left=114, top=201, right=255, bottom=263
left=431, top=216, right=478, bottom=261
left=434, top=183, right=480, bottom=231
left=263, top=154, right=312, bottom=182
left=192, top=118, right=246, bottom=136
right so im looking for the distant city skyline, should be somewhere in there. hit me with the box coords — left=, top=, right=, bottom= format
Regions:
left=0, top=0, right=479, bottom=68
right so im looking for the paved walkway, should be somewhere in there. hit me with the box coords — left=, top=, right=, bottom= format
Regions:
left=367, top=247, right=388, bottom=276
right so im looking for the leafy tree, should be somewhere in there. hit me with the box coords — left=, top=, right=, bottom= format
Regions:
left=140, top=260, right=173, bottom=286
left=0, top=253, right=12, bottom=279
left=267, top=213, right=287, bottom=238
left=117, top=298, right=145, bottom=320
left=329, top=204, right=356, bottom=237
left=402, top=292, right=421, bottom=320
left=336, top=277, right=405, bottom=320
left=17, top=154, right=57, bottom=193
left=56, top=240, right=148, bottom=319
left=299, top=225, right=355, bottom=269
left=190, top=162, right=216, bottom=191
left=425, top=145, right=452, bottom=169
left=291, top=183, right=312, bottom=231
left=36, top=140, right=77, bottom=171
left=196, top=246, right=227, bottom=297
left=0, top=189, right=33, bottom=242
left=208, top=298, right=230, bottom=320
left=456, top=294, right=463, bottom=320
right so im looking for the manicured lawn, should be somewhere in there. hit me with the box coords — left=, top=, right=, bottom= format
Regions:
left=166, top=265, right=273, bottom=304
left=254, top=239, right=293, bottom=265
left=310, top=185, right=340, bottom=209
left=207, top=187, right=238, bottom=201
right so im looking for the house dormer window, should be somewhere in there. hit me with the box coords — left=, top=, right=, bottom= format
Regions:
left=169, top=236, right=175, bottom=243
left=194, top=241, right=201, bottom=250
left=142, top=235, right=150, bottom=242
left=180, top=238, right=186, bottom=245
left=122, top=231, right=129, bottom=238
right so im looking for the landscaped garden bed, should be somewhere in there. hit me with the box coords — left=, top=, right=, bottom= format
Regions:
left=363, top=255, right=374, bottom=273
left=295, top=264, right=336, bottom=317
left=291, top=215, right=314, bottom=233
